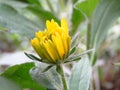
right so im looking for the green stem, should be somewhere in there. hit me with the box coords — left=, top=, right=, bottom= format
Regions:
left=86, top=20, right=98, bottom=66
left=87, top=21, right=91, bottom=50
left=91, top=48, right=97, bottom=66
left=86, top=20, right=92, bottom=60
left=59, top=64, right=68, bottom=90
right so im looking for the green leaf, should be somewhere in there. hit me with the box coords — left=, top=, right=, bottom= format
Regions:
left=0, top=0, right=28, bottom=10
left=30, top=63, right=63, bottom=90
left=0, top=76, right=22, bottom=90
left=70, top=8, right=84, bottom=36
left=0, top=4, right=40, bottom=39
left=27, top=0, right=42, bottom=6
left=1, top=62, right=45, bottom=90
left=71, top=0, right=99, bottom=36
left=69, top=55, right=92, bottom=90
left=73, top=0, right=78, bottom=4
left=90, top=0, right=120, bottom=49
left=25, top=6, right=60, bottom=29
left=75, top=0, right=99, bottom=18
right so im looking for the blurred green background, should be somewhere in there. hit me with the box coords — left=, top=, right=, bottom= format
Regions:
left=0, top=0, right=120, bottom=90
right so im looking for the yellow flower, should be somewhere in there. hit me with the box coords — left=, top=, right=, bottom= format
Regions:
left=31, top=18, right=71, bottom=64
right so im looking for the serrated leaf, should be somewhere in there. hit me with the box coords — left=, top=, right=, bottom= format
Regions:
left=30, top=63, right=63, bottom=90
left=69, top=55, right=92, bottom=90
left=1, top=62, right=45, bottom=90
left=90, top=0, right=120, bottom=49
left=0, top=4, right=40, bottom=39
left=0, top=76, right=22, bottom=90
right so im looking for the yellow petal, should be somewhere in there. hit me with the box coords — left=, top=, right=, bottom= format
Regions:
left=46, top=20, right=51, bottom=31
left=67, top=36, right=71, bottom=54
left=52, top=33, right=64, bottom=59
left=40, top=42, right=53, bottom=63
left=48, top=40, right=61, bottom=61
left=35, top=31, right=43, bottom=40
left=43, top=41, right=56, bottom=62
left=62, top=34, right=68, bottom=55
left=61, top=18, right=68, bottom=34
left=46, top=19, right=59, bottom=32
left=31, top=18, right=71, bottom=64
left=31, top=38, right=45, bottom=59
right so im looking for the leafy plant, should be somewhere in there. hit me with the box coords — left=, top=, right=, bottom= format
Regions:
left=0, top=0, right=120, bottom=90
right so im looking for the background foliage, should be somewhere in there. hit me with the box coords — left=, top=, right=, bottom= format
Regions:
left=0, top=0, right=120, bottom=90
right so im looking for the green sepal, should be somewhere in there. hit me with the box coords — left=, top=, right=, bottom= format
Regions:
left=56, top=65, right=61, bottom=75
left=24, top=52, right=42, bottom=62
left=71, top=30, right=80, bottom=47
left=42, top=65, right=53, bottom=73
left=65, top=57, right=81, bottom=63
left=69, top=47, right=76, bottom=55
left=65, top=49, right=94, bottom=63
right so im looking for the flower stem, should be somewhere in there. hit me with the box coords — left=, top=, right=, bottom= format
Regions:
left=87, top=21, right=91, bottom=50
left=58, top=64, right=68, bottom=90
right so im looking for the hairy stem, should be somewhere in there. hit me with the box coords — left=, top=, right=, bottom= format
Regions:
left=87, top=21, right=91, bottom=50
left=58, top=64, right=68, bottom=90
